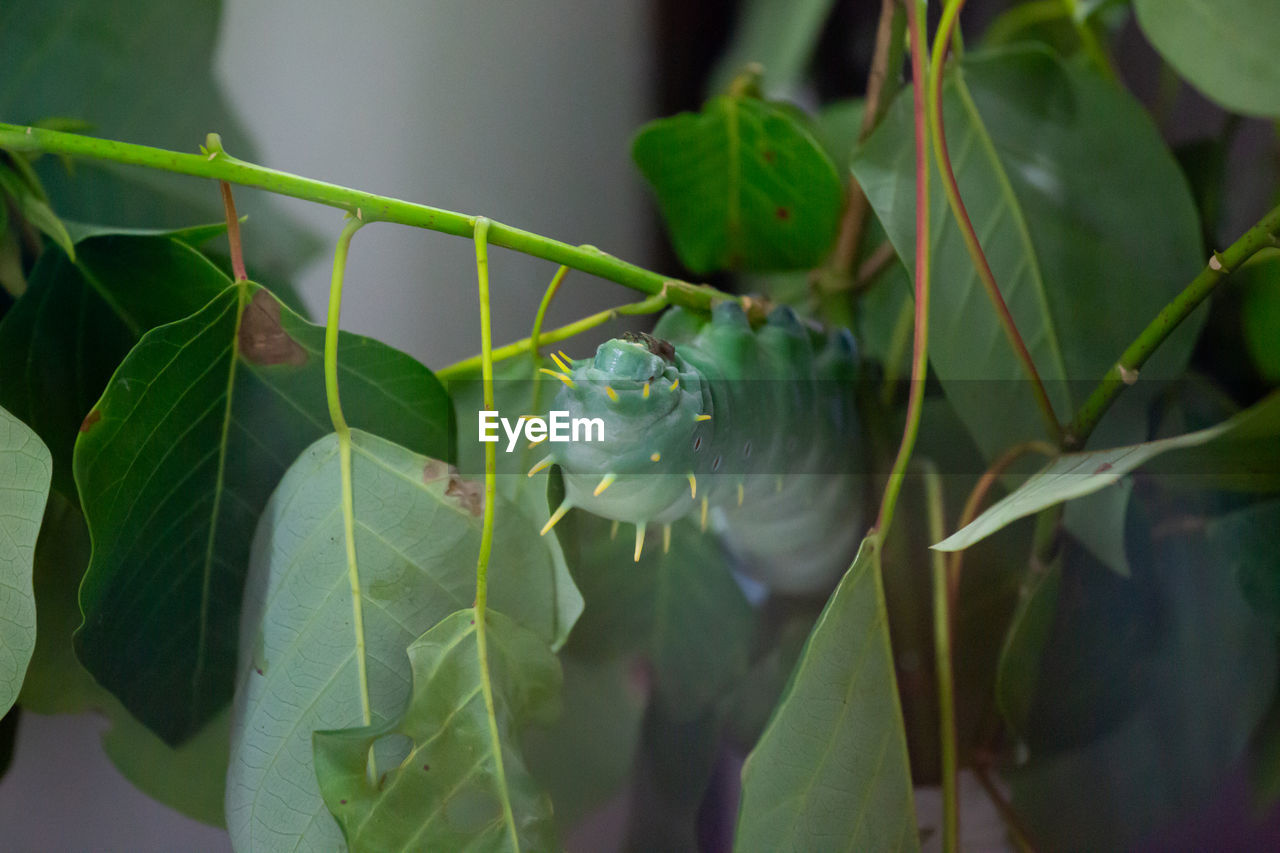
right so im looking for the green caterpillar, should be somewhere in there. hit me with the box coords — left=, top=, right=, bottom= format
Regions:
left=533, top=302, right=863, bottom=594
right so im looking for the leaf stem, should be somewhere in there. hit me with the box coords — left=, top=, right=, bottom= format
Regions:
left=972, top=762, right=1041, bottom=852
left=324, top=216, right=374, bottom=783
left=470, top=218, right=521, bottom=851
left=919, top=460, right=958, bottom=853
left=874, top=0, right=931, bottom=540
left=822, top=0, right=905, bottom=284
left=947, top=439, right=1056, bottom=602
left=1059, top=0, right=1115, bottom=79
left=0, top=123, right=742, bottom=317
left=529, top=265, right=569, bottom=361
left=436, top=289, right=670, bottom=381
left=929, top=0, right=1063, bottom=445
left=1065, top=201, right=1280, bottom=447
left=218, top=181, right=248, bottom=281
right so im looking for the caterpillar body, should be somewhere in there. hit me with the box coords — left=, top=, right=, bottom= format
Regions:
left=535, top=302, right=863, bottom=594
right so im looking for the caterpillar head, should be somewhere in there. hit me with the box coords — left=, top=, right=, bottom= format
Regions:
left=538, top=335, right=710, bottom=531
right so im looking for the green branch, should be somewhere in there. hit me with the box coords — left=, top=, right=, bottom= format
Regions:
left=1066, top=201, right=1280, bottom=447
left=919, top=460, right=958, bottom=853
left=874, top=0, right=932, bottom=540
left=0, top=122, right=741, bottom=317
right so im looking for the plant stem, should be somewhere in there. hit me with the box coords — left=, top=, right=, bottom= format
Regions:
left=470, top=218, right=520, bottom=850
left=0, top=122, right=743, bottom=317
left=324, top=217, right=374, bottom=785
left=972, top=763, right=1041, bottom=852
left=473, top=217, right=497, bottom=619
left=874, top=0, right=931, bottom=539
left=218, top=181, right=248, bottom=281
left=528, top=265, right=569, bottom=415
left=1066, top=201, right=1280, bottom=447
left=436, top=289, right=669, bottom=380
left=929, top=0, right=1063, bottom=445
left=530, top=265, right=570, bottom=360
left=823, top=0, right=905, bottom=283
left=1059, top=0, right=1115, bottom=79
left=947, top=439, right=1056, bottom=602
left=919, top=460, right=958, bottom=853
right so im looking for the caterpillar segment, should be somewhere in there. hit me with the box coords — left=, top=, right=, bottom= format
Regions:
left=539, top=302, right=862, bottom=591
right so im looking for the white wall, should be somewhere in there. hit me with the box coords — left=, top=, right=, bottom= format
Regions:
left=0, top=2, right=651, bottom=848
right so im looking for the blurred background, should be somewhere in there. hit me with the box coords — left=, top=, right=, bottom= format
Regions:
left=2, top=0, right=1278, bottom=849
left=0, top=1, right=655, bottom=848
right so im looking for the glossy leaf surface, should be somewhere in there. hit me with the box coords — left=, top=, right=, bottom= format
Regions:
left=73, top=281, right=452, bottom=744
left=19, top=494, right=229, bottom=826
left=853, top=46, right=1203, bottom=460
left=633, top=94, right=844, bottom=274
left=0, top=235, right=229, bottom=495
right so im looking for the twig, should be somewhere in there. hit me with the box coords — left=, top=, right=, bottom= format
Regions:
left=820, top=0, right=905, bottom=286
left=919, top=460, right=958, bottom=853
left=0, top=123, right=745, bottom=318
left=1065, top=201, right=1280, bottom=447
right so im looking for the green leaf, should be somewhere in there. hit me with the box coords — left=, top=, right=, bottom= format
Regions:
left=934, top=391, right=1280, bottom=552
left=0, top=404, right=50, bottom=716
left=228, top=429, right=578, bottom=851
left=61, top=218, right=229, bottom=247
left=632, top=95, right=845, bottom=274
left=72, top=282, right=453, bottom=744
left=18, top=494, right=98, bottom=715
left=555, top=501, right=754, bottom=721
left=1239, top=252, right=1280, bottom=382
left=994, top=558, right=1062, bottom=734
left=0, top=0, right=318, bottom=276
left=1009, top=501, right=1276, bottom=848
left=1204, top=498, right=1280, bottom=630
left=1135, top=0, right=1280, bottom=117
left=20, top=494, right=230, bottom=826
left=0, top=235, right=231, bottom=496
left=0, top=163, right=74, bottom=261
left=852, top=46, right=1203, bottom=461
left=624, top=705, right=723, bottom=853
left=707, top=0, right=838, bottom=96
left=736, top=536, right=917, bottom=852
left=313, top=608, right=561, bottom=853
left=524, top=656, right=647, bottom=832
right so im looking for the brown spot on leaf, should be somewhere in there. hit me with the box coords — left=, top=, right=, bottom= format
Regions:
left=775, top=206, right=791, bottom=221
left=1093, top=462, right=1113, bottom=475
left=239, top=289, right=307, bottom=366
left=762, top=150, right=776, bottom=164
left=79, top=410, right=102, bottom=433
left=423, top=764, right=430, bottom=771
left=423, top=460, right=485, bottom=516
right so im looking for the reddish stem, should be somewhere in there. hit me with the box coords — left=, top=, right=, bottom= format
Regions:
left=219, top=181, right=248, bottom=282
